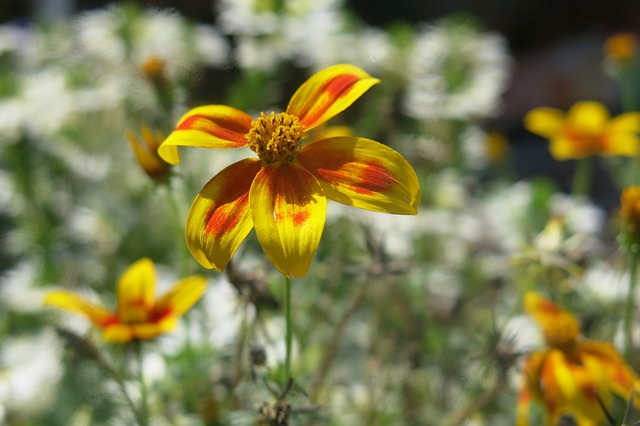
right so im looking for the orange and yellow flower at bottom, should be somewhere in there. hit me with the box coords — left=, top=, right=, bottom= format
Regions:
left=517, top=292, right=639, bottom=426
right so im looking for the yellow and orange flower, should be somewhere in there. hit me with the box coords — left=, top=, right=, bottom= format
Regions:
left=127, top=126, right=176, bottom=182
left=517, top=292, right=639, bottom=426
left=158, top=64, right=421, bottom=278
left=44, top=258, right=207, bottom=342
left=524, top=101, right=640, bottom=160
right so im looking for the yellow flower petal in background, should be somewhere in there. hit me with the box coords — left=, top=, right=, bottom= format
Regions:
left=186, top=158, right=261, bottom=270
left=43, top=291, right=114, bottom=326
left=103, top=324, right=134, bottom=343
left=297, top=137, right=420, bottom=215
left=45, top=258, right=206, bottom=343
left=158, top=105, right=253, bottom=164
left=524, top=107, right=565, bottom=138
left=117, top=258, right=156, bottom=323
left=286, top=64, right=380, bottom=131
left=250, top=162, right=327, bottom=278
left=151, top=275, right=207, bottom=320
left=606, top=112, right=640, bottom=156
left=127, top=126, right=174, bottom=181
left=567, top=101, right=609, bottom=135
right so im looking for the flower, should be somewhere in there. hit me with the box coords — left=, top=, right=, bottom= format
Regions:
left=604, top=32, right=637, bottom=62
left=44, top=258, right=207, bottom=342
left=517, top=292, right=639, bottom=426
left=403, top=19, right=512, bottom=121
left=127, top=126, right=175, bottom=182
left=158, top=64, right=421, bottom=278
left=524, top=101, right=640, bottom=160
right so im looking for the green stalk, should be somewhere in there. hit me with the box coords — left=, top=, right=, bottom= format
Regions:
left=571, top=157, right=594, bottom=198
left=284, top=275, right=292, bottom=387
left=624, top=253, right=639, bottom=361
left=135, top=340, right=149, bottom=426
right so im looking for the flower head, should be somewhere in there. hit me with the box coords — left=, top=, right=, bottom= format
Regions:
left=605, top=32, right=638, bottom=62
left=127, top=126, right=176, bottom=182
left=524, top=101, right=640, bottom=160
left=158, top=64, right=421, bottom=278
left=44, top=258, right=207, bottom=342
left=517, top=292, right=638, bottom=426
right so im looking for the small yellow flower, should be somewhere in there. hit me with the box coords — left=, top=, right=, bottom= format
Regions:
left=524, top=101, right=640, bottom=160
left=127, top=126, right=176, bottom=182
left=517, top=292, right=639, bottom=426
left=157, top=64, right=421, bottom=278
left=44, top=258, right=207, bottom=342
left=605, top=32, right=637, bottom=62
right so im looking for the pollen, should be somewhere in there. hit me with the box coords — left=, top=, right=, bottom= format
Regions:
left=542, top=312, right=580, bottom=350
left=245, top=112, right=306, bottom=163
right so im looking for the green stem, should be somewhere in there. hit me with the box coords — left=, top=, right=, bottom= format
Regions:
left=98, top=352, right=144, bottom=425
left=624, top=253, right=639, bottom=361
left=571, top=157, right=594, bottom=198
left=283, top=275, right=292, bottom=388
left=135, top=340, right=149, bottom=426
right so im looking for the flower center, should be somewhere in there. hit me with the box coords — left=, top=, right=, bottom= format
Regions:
left=245, top=112, right=306, bottom=163
left=542, top=312, right=580, bottom=350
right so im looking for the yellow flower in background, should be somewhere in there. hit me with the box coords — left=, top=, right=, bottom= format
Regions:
left=44, top=258, right=207, bottom=342
left=524, top=101, right=640, bottom=160
left=517, top=292, right=639, bottom=426
left=157, top=64, right=421, bottom=278
left=486, top=130, right=509, bottom=163
left=605, top=32, right=638, bottom=62
left=127, top=126, right=176, bottom=182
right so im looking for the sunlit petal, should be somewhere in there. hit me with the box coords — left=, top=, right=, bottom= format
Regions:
left=250, top=162, right=327, bottom=278
left=524, top=107, right=565, bottom=138
left=117, top=258, right=156, bottom=316
left=297, top=137, right=420, bottom=215
left=151, top=275, right=207, bottom=320
left=44, top=291, right=115, bottom=326
left=286, top=64, right=380, bottom=131
left=567, top=101, right=609, bottom=135
left=186, top=158, right=261, bottom=270
left=158, top=105, right=253, bottom=164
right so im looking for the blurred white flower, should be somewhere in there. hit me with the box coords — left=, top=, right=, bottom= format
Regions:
left=218, top=0, right=345, bottom=71
left=0, top=331, right=63, bottom=420
left=583, top=262, right=631, bottom=303
left=404, top=20, right=511, bottom=121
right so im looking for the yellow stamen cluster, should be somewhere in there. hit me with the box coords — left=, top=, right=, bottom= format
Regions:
left=246, top=112, right=306, bottom=163
left=141, top=55, right=168, bottom=84
left=541, top=312, right=580, bottom=350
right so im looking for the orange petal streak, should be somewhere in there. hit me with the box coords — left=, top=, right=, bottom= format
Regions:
left=158, top=105, right=253, bottom=164
left=298, top=137, right=420, bottom=215
left=250, top=162, right=327, bottom=278
left=286, top=64, right=380, bottom=131
left=186, top=158, right=261, bottom=270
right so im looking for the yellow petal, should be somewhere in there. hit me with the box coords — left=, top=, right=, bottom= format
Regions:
left=579, top=340, right=639, bottom=399
left=286, top=64, right=380, bottom=131
left=102, top=324, right=134, bottom=343
left=44, top=291, right=115, bottom=326
left=151, top=275, right=207, bottom=320
left=250, top=162, right=327, bottom=278
left=604, top=112, right=640, bottom=156
left=297, top=137, right=420, bottom=215
left=117, top=258, right=156, bottom=317
left=158, top=105, right=253, bottom=164
left=524, top=107, right=565, bottom=138
left=548, top=135, right=588, bottom=160
left=186, top=158, right=261, bottom=270
left=132, top=320, right=177, bottom=340
left=567, top=101, right=609, bottom=135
